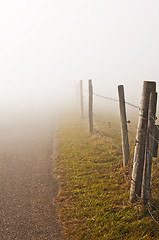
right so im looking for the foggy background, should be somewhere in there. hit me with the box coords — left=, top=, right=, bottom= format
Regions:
left=0, top=0, right=159, bottom=121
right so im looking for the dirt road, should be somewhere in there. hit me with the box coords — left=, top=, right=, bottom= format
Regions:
left=0, top=112, right=64, bottom=240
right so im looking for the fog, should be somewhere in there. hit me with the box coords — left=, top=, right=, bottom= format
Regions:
left=0, top=0, right=159, bottom=122
left=2, top=2, right=159, bottom=239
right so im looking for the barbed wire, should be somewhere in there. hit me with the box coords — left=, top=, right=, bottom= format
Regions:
left=145, top=144, right=159, bottom=226
left=93, top=115, right=121, bottom=132
left=84, top=88, right=159, bottom=151
left=125, top=102, right=140, bottom=109
left=84, top=94, right=158, bottom=161
left=93, top=92, right=119, bottom=103
left=92, top=115, right=138, bottom=160
left=84, top=89, right=140, bottom=109
left=147, top=203, right=159, bottom=226
left=150, top=115, right=159, bottom=131
left=149, top=133, right=158, bottom=143
left=152, top=159, right=159, bottom=165
left=149, top=203, right=159, bottom=212
left=83, top=85, right=159, bottom=226
left=153, top=190, right=159, bottom=197
left=95, top=127, right=122, bottom=150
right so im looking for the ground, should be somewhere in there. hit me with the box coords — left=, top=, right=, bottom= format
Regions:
left=0, top=112, right=64, bottom=240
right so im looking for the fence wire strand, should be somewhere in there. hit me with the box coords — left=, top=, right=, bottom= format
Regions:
left=147, top=204, right=159, bottom=226
left=95, top=127, right=122, bottom=150
left=93, top=91, right=140, bottom=109
left=83, top=84, right=159, bottom=226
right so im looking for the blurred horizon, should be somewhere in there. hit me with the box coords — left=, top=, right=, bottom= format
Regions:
left=0, top=0, right=159, bottom=116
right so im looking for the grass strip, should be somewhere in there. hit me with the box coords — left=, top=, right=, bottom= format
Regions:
left=55, top=112, right=159, bottom=240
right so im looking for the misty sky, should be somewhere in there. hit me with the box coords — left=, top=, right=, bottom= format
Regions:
left=0, top=0, right=159, bottom=111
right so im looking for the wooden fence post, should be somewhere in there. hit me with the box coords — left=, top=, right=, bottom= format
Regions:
left=89, top=79, right=93, bottom=133
left=141, top=92, right=157, bottom=205
left=80, top=80, right=84, bottom=118
left=130, top=81, right=156, bottom=203
left=118, top=85, right=130, bottom=167
left=153, top=125, right=159, bottom=157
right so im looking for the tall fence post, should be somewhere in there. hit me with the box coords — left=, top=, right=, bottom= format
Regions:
left=80, top=80, right=84, bottom=118
left=118, top=85, right=130, bottom=167
left=130, top=81, right=156, bottom=203
left=153, top=125, right=159, bottom=157
left=89, top=79, right=93, bottom=133
left=141, top=92, right=157, bottom=205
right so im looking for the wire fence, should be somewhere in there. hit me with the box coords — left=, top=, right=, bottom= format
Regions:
left=82, top=82, right=159, bottom=225
left=84, top=88, right=139, bottom=155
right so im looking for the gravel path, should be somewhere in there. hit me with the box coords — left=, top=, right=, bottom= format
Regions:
left=0, top=113, right=64, bottom=240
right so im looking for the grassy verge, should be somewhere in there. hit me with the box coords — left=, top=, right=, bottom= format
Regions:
left=55, top=111, right=159, bottom=240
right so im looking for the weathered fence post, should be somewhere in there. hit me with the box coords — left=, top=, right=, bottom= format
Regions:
left=153, top=125, right=159, bottom=157
left=80, top=80, right=84, bottom=118
left=89, top=79, right=93, bottom=133
left=130, top=81, right=156, bottom=203
left=141, top=92, right=157, bottom=205
left=118, top=85, right=130, bottom=167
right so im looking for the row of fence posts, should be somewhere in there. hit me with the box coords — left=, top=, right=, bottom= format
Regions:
left=79, top=79, right=159, bottom=205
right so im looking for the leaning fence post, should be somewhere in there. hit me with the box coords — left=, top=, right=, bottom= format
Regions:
left=89, top=79, right=93, bottom=133
left=141, top=92, right=157, bottom=205
left=80, top=80, right=84, bottom=118
left=118, top=85, right=130, bottom=167
left=130, top=81, right=156, bottom=203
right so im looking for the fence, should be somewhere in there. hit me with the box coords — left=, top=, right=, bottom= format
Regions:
left=79, top=80, right=159, bottom=225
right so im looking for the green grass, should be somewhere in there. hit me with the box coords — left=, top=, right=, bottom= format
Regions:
left=55, top=111, right=159, bottom=240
